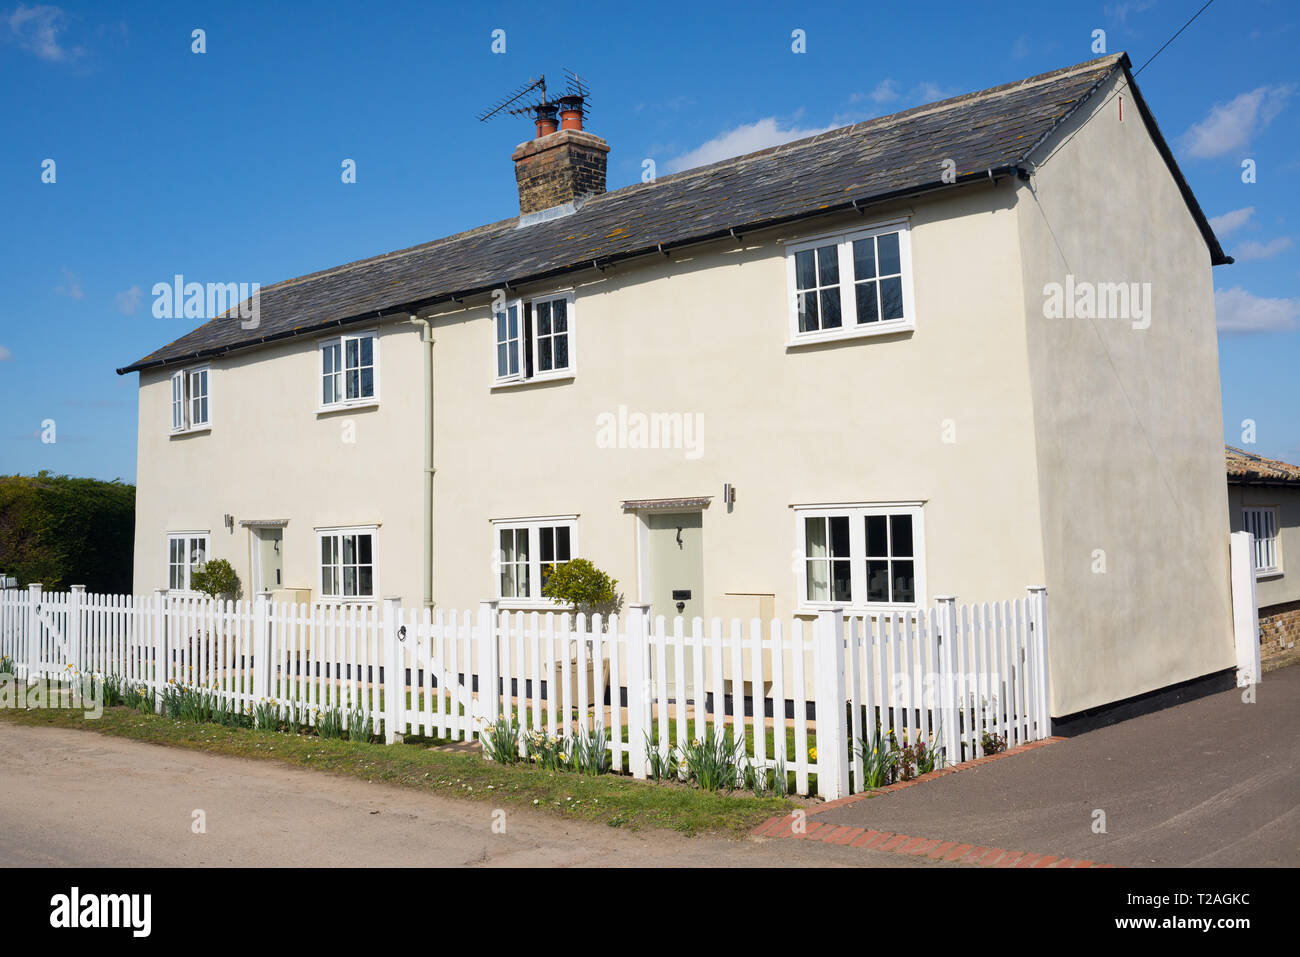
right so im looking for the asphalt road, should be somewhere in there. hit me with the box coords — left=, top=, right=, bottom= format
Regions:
left=0, top=724, right=941, bottom=868
left=813, top=664, right=1300, bottom=867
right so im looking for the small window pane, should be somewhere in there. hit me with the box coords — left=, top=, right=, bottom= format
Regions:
left=798, top=292, right=819, bottom=332
left=358, top=567, right=373, bottom=596
left=805, top=517, right=827, bottom=558
left=357, top=535, right=372, bottom=564
left=891, top=560, right=915, bottom=603
left=552, top=300, right=567, bottom=332
left=877, top=232, right=901, bottom=275
left=555, top=334, right=568, bottom=369
left=865, top=515, right=888, bottom=556
left=539, top=527, right=555, bottom=564
left=819, top=289, right=842, bottom=328
left=856, top=281, right=879, bottom=324
left=795, top=249, right=816, bottom=289
left=359, top=336, right=373, bottom=366
left=831, top=561, right=852, bottom=602
left=806, top=560, right=829, bottom=602
left=829, top=516, right=850, bottom=557
left=537, top=303, right=551, bottom=337
left=852, top=238, right=876, bottom=279
left=538, top=338, right=553, bottom=371
left=890, top=515, right=913, bottom=557
left=815, top=244, right=839, bottom=285
left=866, top=560, right=890, bottom=602
left=880, top=276, right=904, bottom=320
left=555, top=526, right=571, bottom=561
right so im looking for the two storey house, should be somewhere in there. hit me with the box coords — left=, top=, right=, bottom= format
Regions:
left=119, top=54, right=1238, bottom=726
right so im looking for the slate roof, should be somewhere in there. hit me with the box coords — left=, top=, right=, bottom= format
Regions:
left=118, top=52, right=1228, bottom=375
left=1226, top=446, right=1300, bottom=486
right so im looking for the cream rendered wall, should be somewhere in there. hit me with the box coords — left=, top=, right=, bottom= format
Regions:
left=131, top=322, right=425, bottom=604
left=1014, top=72, right=1236, bottom=716
left=1228, top=484, right=1300, bottom=609
left=426, top=186, right=1047, bottom=629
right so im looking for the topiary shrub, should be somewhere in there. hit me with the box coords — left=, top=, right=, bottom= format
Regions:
left=541, top=558, right=620, bottom=619
left=190, top=557, right=242, bottom=601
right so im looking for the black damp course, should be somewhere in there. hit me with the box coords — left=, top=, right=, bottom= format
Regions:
left=1049, top=667, right=1237, bottom=737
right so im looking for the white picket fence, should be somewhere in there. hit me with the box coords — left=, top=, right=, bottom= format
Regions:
left=0, top=584, right=1052, bottom=799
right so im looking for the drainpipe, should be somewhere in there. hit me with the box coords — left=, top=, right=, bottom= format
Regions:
left=408, top=315, right=435, bottom=608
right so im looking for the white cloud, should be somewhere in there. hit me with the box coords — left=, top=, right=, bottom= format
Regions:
left=0, top=345, right=12, bottom=361
left=664, top=118, right=839, bottom=174
left=1182, top=85, right=1294, bottom=159
left=115, top=285, right=142, bottom=315
left=6, top=4, right=83, bottom=62
left=55, top=267, right=83, bottom=299
left=1208, top=206, right=1254, bottom=236
left=1216, top=286, right=1300, bottom=334
left=1233, top=237, right=1293, bottom=262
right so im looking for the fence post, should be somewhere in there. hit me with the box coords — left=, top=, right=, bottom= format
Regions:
left=1229, top=531, right=1261, bottom=688
left=477, top=599, right=500, bottom=729
left=253, top=591, right=272, bottom=701
left=26, top=582, right=42, bottom=682
left=1027, top=586, right=1051, bottom=737
left=383, top=596, right=404, bottom=744
left=152, top=588, right=168, bottom=703
left=813, top=608, right=849, bottom=801
left=935, top=595, right=960, bottom=766
left=68, top=584, right=85, bottom=674
left=625, top=603, right=650, bottom=779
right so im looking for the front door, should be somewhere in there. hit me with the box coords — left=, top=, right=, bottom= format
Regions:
left=646, top=511, right=704, bottom=700
left=253, top=528, right=283, bottom=594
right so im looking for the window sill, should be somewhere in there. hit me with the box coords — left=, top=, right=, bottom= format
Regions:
left=496, top=599, right=568, bottom=611
left=317, top=597, right=377, bottom=606
left=1255, top=569, right=1283, bottom=581
left=317, top=400, right=379, bottom=416
left=491, top=372, right=575, bottom=391
left=169, top=427, right=211, bottom=438
left=794, top=604, right=922, bottom=618
left=786, top=320, right=914, bottom=349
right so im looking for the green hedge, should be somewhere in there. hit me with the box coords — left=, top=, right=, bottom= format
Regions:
left=0, top=471, right=135, bottom=593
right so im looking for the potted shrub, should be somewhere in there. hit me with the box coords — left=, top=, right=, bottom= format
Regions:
left=541, top=558, right=620, bottom=703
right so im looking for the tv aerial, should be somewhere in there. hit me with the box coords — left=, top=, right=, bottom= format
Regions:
left=477, top=68, right=592, bottom=134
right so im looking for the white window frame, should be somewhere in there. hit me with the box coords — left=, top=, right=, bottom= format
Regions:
left=168, top=366, right=211, bottom=434
left=316, top=525, right=378, bottom=603
left=793, top=502, right=925, bottom=611
left=318, top=330, right=378, bottom=411
left=166, top=531, right=211, bottom=593
left=490, top=516, right=579, bottom=606
left=492, top=291, right=577, bottom=387
left=1243, top=506, right=1282, bottom=577
left=786, top=219, right=915, bottom=346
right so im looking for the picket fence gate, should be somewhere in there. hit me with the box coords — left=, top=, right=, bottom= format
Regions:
left=0, top=584, right=1052, bottom=800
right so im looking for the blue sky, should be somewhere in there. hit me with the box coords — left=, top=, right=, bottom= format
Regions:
left=0, top=0, right=1296, bottom=482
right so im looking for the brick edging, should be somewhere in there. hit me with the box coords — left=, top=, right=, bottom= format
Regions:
left=748, top=736, right=1115, bottom=868
left=752, top=817, right=1113, bottom=868
left=808, top=735, right=1066, bottom=816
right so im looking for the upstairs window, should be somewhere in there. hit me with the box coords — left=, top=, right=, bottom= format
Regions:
left=494, top=292, right=575, bottom=385
left=787, top=221, right=913, bottom=344
left=1244, top=506, right=1281, bottom=576
left=169, top=367, right=210, bottom=433
left=320, top=331, right=377, bottom=409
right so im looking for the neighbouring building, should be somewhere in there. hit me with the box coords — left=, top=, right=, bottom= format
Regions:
left=1227, top=446, right=1300, bottom=660
left=118, top=53, right=1240, bottom=724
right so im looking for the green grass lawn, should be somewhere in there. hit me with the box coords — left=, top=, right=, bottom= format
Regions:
left=0, top=702, right=798, bottom=837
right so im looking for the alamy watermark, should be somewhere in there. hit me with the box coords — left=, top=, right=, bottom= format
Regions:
left=595, top=405, right=704, bottom=460
left=152, top=274, right=260, bottom=329
left=1042, top=275, right=1151, bottom=329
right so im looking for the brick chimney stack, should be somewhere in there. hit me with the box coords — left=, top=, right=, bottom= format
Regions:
left=512, top=124, right=610, bottom=217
